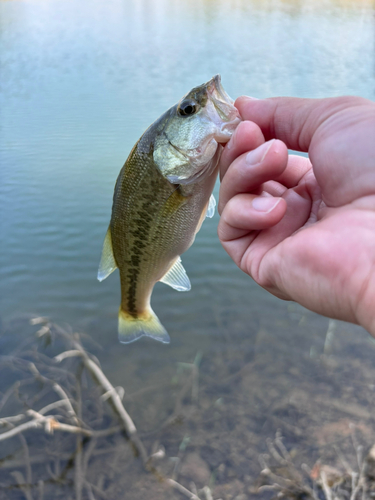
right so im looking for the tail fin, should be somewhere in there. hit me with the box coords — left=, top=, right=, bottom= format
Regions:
left=118, top=308, right=170, bottom=344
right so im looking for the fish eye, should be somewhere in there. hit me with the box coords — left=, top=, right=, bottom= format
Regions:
left=178, top=99, right=198, bottom=117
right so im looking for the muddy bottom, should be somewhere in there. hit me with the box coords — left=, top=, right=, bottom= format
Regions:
left=0, top=306, right=374, bottom=500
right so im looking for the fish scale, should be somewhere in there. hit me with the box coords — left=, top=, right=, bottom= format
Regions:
left=112, top=148, right=180, bottom=316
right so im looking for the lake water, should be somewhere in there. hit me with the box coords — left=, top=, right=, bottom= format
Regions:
left=1, top=0, right=375, bottom=499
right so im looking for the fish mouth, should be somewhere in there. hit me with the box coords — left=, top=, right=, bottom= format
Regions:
left=207, top=75, right=241, bottom=143
left=207, top=75, right=236, bottom=119
left=210, top=75, right=235, bottom=105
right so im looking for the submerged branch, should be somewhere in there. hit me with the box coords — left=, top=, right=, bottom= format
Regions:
left=167, top=478, right=202, bottom=500
left=53, top=341, right=149, bottom=464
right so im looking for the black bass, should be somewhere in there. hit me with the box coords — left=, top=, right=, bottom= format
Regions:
left=98, top=75, right=240, bottom=343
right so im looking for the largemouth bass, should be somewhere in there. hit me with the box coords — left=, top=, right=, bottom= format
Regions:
left=98, top=75, right=240, bottom=344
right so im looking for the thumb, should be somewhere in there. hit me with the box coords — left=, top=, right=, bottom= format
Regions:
left=235, top=95, right=370, bottom=152
left=235, top=96, right=375, bottom=207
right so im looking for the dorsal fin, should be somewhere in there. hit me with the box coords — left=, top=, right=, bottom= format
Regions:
left=159, top=257, right=191, bottom=291
left=97, top=227, right=117, bottom=282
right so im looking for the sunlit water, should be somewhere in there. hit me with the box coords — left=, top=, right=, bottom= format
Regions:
left=1, top=0, right=375, bottom=498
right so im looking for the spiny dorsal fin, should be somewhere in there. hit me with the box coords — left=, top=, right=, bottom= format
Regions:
left=159, top=257, right=191, bottom=292
left=206, top=194, right=216, bottom=218
left=97, top=227, right=117, bottom=282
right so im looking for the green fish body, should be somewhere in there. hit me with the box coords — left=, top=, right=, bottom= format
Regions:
left=98, top=75, right=240, bottom=343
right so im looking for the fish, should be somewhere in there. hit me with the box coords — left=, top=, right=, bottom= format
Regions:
left=98, top=75, right=240, bottom=344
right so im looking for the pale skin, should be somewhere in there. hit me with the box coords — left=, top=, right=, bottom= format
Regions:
left=217, top=96, right=375, bottom=336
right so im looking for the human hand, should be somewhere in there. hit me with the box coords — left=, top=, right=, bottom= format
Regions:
left=218, top=96, right=375, bottom=335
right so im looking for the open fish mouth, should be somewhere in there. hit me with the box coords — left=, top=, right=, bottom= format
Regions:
left=206, top=75, right=241, bottom=142
left=208, top=75, right=237, bottom=119
left=210, top=75, right=235, bottom=106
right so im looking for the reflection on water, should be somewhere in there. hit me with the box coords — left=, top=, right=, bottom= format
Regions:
left=0, top=0, right=375, bottom=498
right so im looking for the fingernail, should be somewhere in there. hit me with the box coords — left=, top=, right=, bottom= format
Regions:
left=252, top=196, right=281, bottom=213
left=242, top=95, right=259, bottom=100
left=246, top=139, right=275, bottom=166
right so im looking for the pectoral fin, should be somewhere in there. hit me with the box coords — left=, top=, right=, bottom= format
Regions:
left=206, top=194, right=216, bottom=218
left=194, top=193, right=216, bottom=236
left=97, top=227, right=117, bottom=282
left=159, top=257, right=191, bottom=291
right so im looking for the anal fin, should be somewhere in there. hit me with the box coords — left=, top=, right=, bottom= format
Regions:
left=159, top=257, right=191, bottom=292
